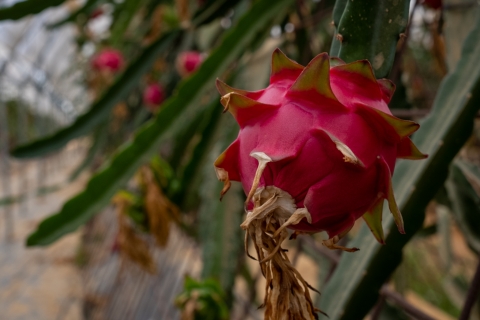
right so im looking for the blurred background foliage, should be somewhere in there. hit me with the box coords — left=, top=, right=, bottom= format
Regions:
left=0, top=0, right=480, bottom=319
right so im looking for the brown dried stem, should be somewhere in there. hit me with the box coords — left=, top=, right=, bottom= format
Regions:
left=241, top=189, right=325, bottom=320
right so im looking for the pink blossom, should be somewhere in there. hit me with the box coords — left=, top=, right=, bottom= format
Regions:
left=143, top=83, right=165, bottom=111
left=91, top=49, right=124, bottom=73
left=176, top=51, right=203, bottom=77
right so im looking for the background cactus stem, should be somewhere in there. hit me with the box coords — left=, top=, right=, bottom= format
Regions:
left=459, top=258, right=480, bottom=320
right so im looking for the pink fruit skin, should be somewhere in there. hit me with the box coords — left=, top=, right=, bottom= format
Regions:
left=91, top=49, right=124, bottom=72
left=176, top=51, right=203, bottom=76
left=143, top=84, right=165, bottom=110
left=215, top=50, right=426, bottom=238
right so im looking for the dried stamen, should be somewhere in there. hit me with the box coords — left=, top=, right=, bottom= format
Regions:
left=333, top=139, right=364, bottom=167
left=245, top=152, right=273, bottom=206
left=273, top=208, right=312, bottom=238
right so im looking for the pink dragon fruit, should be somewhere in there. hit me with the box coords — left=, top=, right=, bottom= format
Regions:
left=215, top=48, right=426, bottom=247
left=176, top=51, right=203, bottom=77
left=91, top=49, right=124, bottom=73
left=143, top=83, right=165, bottom=111
left=214, top=49, right=426, bottom=319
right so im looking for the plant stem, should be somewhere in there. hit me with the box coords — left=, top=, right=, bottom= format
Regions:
left=370, top=295, right=385, bottom=320
left=459, top=258, right=480, bottom=320
left=379, top=286, right=435, bottom=320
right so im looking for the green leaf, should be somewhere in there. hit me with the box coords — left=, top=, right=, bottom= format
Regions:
left=68, top=123, right=107, bottom=182
left=109, top=0, right=146, bottom=46
left=176, top=276, right=230, bottom=320
left=0, top=0, right=67, bottom=20
left=26, top=0, right=294, bottom=246
left=12, top=30, right=180, bottom=158
left=320, top=14, right=480, bottom=319
left=150, top=155, right=176, bottom=190
left=192, top=0, right=243, bottom=27
left=445, top=160, right=480, bottom=254
left=330, top=0, right=409, bottom=78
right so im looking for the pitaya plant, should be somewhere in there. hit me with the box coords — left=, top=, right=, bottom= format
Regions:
left=91, top=48, right=124, bottom=73
left=214, top=49, right=427, bottom=319
left=9, top=0, right=480, bottom=317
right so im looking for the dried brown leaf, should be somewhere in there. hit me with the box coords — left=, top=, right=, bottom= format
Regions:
left=115, top=198, right=156, bottom=274
left=141, top=166, right=180, bottom=248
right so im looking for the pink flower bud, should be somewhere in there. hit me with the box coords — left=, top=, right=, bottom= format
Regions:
left=176, top=51, right=203, bottom=77
left=143, top=83, right=165, bottom=111
left=91, top=49, right=124, bottom=73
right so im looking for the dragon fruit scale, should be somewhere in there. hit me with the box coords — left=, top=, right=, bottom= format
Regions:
left=215, top=49, right=427, bottom=247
